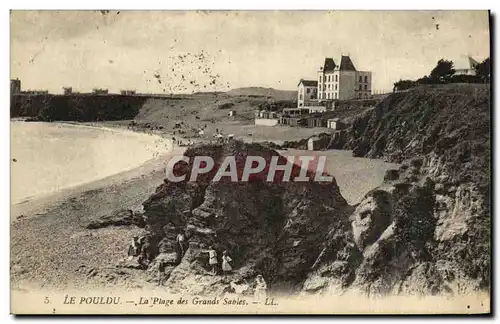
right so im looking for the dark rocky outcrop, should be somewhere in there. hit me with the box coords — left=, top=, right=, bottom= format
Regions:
left=139, top=140, right=352, bottom=295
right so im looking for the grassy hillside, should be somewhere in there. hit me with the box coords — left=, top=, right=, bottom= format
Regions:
left=226, top=87, right=297, bottom=101
left=345, top=83, right=490, bottom=185
left=133, top=89, right=299, bottom=139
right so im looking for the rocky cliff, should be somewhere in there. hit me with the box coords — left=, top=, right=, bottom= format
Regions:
left=11, top=94, right=148, bottom=121
left=304, top=84, right=490, bottom=296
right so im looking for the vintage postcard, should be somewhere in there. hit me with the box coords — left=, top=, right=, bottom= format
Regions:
left=10, top=10, right=491, bottom=315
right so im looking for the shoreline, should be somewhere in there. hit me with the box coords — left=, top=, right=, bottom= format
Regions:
left=10, top=149, right=185, bottom=223
left=10, top=120, right=186, bottom=222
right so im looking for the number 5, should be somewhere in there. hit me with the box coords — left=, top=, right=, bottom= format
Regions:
left=44, top=297, right=49, bottom=304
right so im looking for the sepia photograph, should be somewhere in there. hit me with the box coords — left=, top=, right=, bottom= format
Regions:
left=8, top=9, right=491, bottom=315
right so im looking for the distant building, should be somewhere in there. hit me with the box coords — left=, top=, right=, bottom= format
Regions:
left=327, top=118, right=345, bottom=130
left=307, top=102, right=327, bottom=113
left=454, top=55, right=479, bottom=76
left=254, top=110, right=279, bottom=126
left=297, top=79, right=318, bottom=107
left=93, top=88, right=109, bottom=94
left=317, top=55, right=372, bottom=100
left=120, top=90, right=136, bottom=95
left=279, top=116, right=307, bottom=127
left=282, top=108, right=310, bottom=117
left=255, top=110, right=278, bottom=119
left=229, top=110, right=236, bottom=117
left=306, top=115, right=328, bottom=128
left=63, top=86, right=73, bottom=95
left=22, top=90, right=48, bottom=95
left=11, top=79, right=21, bottom=94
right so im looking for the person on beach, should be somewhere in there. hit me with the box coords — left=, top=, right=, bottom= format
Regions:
left=158, top=259, right=167, bottom=286
left=128, top=236, right=140, bottom=259
left=254, top=274, right=267, bottom=301
left=176, top=232, right=186, bottom=258
left=221, top=250, right=233, bottom=275
left=205, top=246, right=218, bottom=275
left=137, top=236, right=152, bottom=269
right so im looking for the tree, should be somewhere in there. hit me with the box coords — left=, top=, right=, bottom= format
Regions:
left=475, top=57, right=490, bottom=82
left=429, top=59, right=455, bottom=81
left=393, top=79, right=416, bottom=92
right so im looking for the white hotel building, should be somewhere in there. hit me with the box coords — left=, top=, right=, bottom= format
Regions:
left=317, top=55, right=372, bottom=101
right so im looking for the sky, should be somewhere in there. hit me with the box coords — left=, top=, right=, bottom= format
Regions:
left=10, top=10, right=490, bottom=94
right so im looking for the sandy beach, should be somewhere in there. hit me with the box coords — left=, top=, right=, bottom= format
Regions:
left=10, top=122, right=185, bottom=291
left=11, top=123, right=399, bottom=291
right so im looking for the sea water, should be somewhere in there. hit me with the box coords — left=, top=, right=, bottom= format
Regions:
left=10, top=122, right=168, bottom=204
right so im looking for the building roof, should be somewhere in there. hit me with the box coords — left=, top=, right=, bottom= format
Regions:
left=339, top=55, right=357, bottom=71
left=323, top=58, right=337, bottom=72
left=298, top=79, right=318, bottom=87
left=454, top=55, right=480, bottom=70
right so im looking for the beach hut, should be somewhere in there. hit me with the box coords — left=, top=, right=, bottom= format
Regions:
left=308, top=136, right=321, bottom=150
left=327, top=118, right=344, bottom=130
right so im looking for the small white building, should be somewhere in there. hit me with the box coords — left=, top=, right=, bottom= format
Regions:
left=297, top=79, right=318, bottom=108
left=229, top=110, right=236, bottom=117
left=327, top=118, right=344, bottom=130
left=308, top=106, right=327, bottom=113
left=308, top=137, right=321, bottom=150
left=454, top=55, right=479, bottom=76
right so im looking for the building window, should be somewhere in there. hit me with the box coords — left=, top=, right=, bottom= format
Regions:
left=359, top=85, right=362, bottom=91
left=335, top=75, right=338, bottom=82
left=364, top=76, right=368, bottom=83
left=299, top=94, right=303, bottom=100
left=334, top=92, right=337, bottom=99
left=328, top=75, right=331, bottom=82
left=335, top=84, right=337, bottom=90
left=328, top=84, right=331, bottom=90
left=319, top=76, right=322, bottom=82
left=307, top=88, right=310, bottom=94
left=359, top=76, right=362, bottom=82
left=364, top=85, right=367, bottom=90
